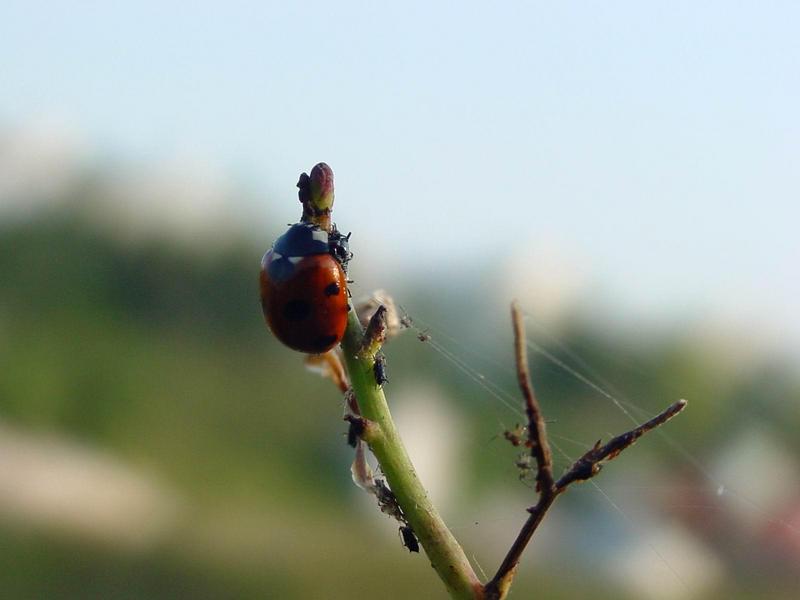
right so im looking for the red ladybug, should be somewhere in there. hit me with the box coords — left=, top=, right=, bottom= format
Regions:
left=260, top=222, right=351, bottom=353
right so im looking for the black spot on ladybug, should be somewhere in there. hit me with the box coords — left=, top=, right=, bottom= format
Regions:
left=283, top=299, right=311, bottom=321
left=315, top=334, right=338, bottom=350
left=324, top=282, right=340, bottom=296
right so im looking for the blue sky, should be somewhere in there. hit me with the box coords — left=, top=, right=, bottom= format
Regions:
left=2, top=2, right=799, bottom=341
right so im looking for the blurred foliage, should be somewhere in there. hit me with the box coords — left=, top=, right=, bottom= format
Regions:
left=1, top=204, right=799, bottom=599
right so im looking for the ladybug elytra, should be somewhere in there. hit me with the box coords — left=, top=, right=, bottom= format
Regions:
left=260, top=222, right=351, bottom=354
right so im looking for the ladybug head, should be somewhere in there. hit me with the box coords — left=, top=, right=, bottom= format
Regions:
left=273, top=222, right=330, bottom=257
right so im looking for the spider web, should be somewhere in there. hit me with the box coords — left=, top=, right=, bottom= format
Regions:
left=392, top=302, right=799, bottom=598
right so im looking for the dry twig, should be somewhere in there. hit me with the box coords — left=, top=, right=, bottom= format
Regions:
left=484, top=302, right=687, bottom=600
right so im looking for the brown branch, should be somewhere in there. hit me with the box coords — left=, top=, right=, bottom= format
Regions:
left=510, top=300, right=554, bottom=495
left=555, top=399, right=687, bottom=490
left=484, top=304, right=688, bottom=600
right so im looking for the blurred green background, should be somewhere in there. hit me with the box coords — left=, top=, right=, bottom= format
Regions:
left=1, top=167, right=798, bottom=599
left=2, top=2, right=800, bottom=598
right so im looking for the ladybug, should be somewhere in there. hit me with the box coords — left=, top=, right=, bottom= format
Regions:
left=260, top=222, right=351, bottom=354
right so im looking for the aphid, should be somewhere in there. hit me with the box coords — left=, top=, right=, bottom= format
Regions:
left=328, top=229, right=353, bottom=269
left=374, top=353, right=388, bottom=387
left=399, top=525, right=420, bottom=553
left=260, top=222, right=351, bottom=353
left=374, top=479, right=404, bottom=522
left=503, top=424, right=529, bottom=447
left=514, top=453, right=533, bottom=483
left=345, top=415, right=364, bottom=448
left=417, top=330, right=431, bottom=343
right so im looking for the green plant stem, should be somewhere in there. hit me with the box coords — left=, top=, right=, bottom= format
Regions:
left=340, top=310, right=483, bottom=600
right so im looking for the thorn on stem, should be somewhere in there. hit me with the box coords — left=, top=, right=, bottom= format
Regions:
left=360, top=304, right=388, bottom=358
left=356, top=291, right=403, bottom=339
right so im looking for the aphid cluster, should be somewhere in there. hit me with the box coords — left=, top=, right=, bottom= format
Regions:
left=374, top=479, right=420, bottom=553
left=503, top=423, right=536, bottom=482
left=514, top=453, right=534, bottom=483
